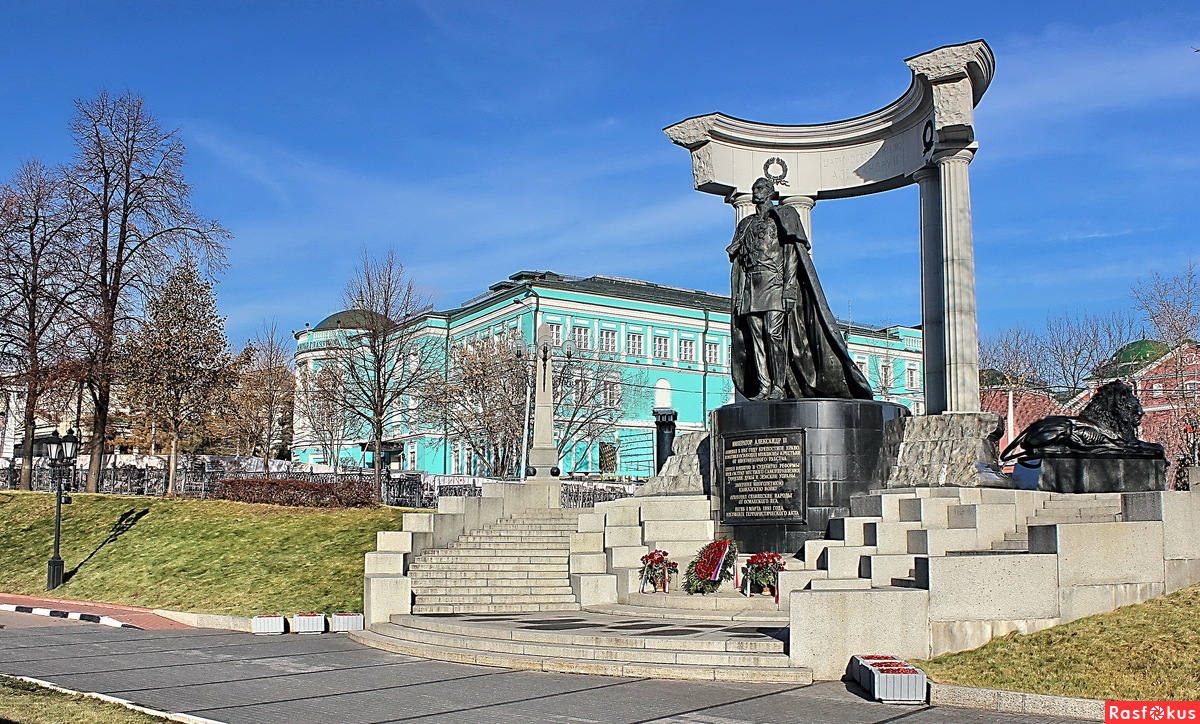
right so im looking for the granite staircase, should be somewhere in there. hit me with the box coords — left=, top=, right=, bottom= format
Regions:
left=784, top=488, right=1126, bottom=592
left=409, top=508, right=583, bottom=614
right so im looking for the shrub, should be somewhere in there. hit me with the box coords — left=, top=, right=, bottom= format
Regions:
left=211, top=478, right=377, bottom=508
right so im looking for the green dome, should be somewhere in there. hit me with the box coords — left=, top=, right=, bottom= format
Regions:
left=311, top=309, right=391, bottom=332
left=1114, top=339, right=1168, bottom=365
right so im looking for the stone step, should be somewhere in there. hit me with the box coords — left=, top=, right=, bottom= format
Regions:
left=409, top=563, right=569, bottom=572
left=1030, top=512, right=1120, bottom=524
left=413, top=593, right=579, bottom=605
left=860, top=553, right=918, bottom=587
left=890, top=576, right=926, bottom=589
left=350, top=628, right=811, bottom=683
left=485, top=522, right=580, bottom=529
left=445, top=543, right=571, bottom=552
left=410, top=576, right=572, bottom=587
left=411, top=584, right=574, bottom=596
left=827, top=516, right=882, bottom=546
left=408, top=569, right=565, bottom=581
left=807, top=577, right=872, bottom=590
left=1003, top=531, right=1028, bottom=542
left=1040, top=499, right=1121, bottom=510
left=455, top=536, right=570, bottom=545
left=991, top=540, right=1029, bottom=551
left=415, top=555, right=569, bottom=565
left=374, top=622, right=788, bottom=665
left=389, top=614, right=785, bottom=653
left=411, top=603, right=581, bottom=614
left=818, top=545, right=877, bottom=578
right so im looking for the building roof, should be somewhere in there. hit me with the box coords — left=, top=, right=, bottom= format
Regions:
left=311, top=308, right=392, bottom=332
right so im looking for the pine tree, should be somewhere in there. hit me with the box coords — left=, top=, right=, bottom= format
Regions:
left=122, top=259, right=231, bottom=494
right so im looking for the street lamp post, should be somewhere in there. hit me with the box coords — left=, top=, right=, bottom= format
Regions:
left=45, top=428, right=79, bottom=591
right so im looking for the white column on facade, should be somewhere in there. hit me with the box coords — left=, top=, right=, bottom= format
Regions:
left=781, top=195, right=816, bottom=256
left=914, top=166, right=946, bottom=415
left=935, top=146, right=981, bottom=413
left=727, top=192, right=754, bottom=223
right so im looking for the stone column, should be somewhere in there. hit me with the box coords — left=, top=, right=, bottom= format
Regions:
left=935, top=146, right=981, bottom=413
left=727, top=192, right=755, bottom=223
left=914, top=166, right=946, bottom=415
left=781, top=195, right=816, bottom=255
left=527, top=323, right=560, bottom=481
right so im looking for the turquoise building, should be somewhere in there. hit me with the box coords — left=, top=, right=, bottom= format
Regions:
left=292, top=270, right=925, bottom=477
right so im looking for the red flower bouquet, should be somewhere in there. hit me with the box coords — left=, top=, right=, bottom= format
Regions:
left=639, top=549, right=678, bottom=592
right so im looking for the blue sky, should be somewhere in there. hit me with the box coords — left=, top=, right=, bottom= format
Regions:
left=2, top=1, right=1197, bottom=344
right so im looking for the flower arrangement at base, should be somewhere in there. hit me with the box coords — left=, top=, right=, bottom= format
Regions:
left=683, top=539, right=738, bottom=595
left=743, top=551, right=786, bottom=595
left=639, top=549, right=678, bottom=593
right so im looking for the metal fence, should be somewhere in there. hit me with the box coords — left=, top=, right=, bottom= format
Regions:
left=3, top=467, right=635, bottom=509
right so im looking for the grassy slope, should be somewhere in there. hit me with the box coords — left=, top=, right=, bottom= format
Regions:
left=917, top=582, right=1200, bottom=701
left=0, top=675, right=171, bottom=724
left=0, top=492, right=414, bottom=617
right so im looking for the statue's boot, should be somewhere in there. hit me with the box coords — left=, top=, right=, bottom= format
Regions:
left=766, top=347, right=788, bottom=400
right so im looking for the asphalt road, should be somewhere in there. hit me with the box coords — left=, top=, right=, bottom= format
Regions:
left=0, top=614, right=1081, bottom=724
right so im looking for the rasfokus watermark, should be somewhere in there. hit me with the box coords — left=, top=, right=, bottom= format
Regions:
left=1107, top=702, right=1200, bottom=722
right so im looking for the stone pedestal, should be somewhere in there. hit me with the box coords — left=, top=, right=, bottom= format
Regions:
left=1040, top=454, right=1167, bottom=494
left=711, top=399, right=909, bottom=553
left=884, top=412, right=1009, bottom=488
left=635, top=431, right=710, bottom=497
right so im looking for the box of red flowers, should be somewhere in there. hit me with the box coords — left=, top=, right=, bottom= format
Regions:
left=850, top=654, right=926, bottom=704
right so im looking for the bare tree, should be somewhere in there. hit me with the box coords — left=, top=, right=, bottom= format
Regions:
left=295, top=363, right=358, bottom=474
left=69, top=90, right=228, bottom=492
left=330, top=250, right=437, bottom=494
left=553, top=350, right=648, bottom=474
left=1039, top=311, right=1139, bottom=395
left=228, top=323, right=294, bottom=477
left=0, top=161, right=86, bottom=489
left=420, top=333, right=528, bottom=478
left=121, top=260, right=232, bottom=494
left=1132, top=261, right=1200, bottom=464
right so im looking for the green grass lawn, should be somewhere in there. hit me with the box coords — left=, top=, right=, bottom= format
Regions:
left=0, top=491, right=418, bottom=617
left=917, top=582, right=1200, bottom=701
left=0, top=675, right=171, bottom=724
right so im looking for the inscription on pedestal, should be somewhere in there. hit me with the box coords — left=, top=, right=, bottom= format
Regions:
left=718, top=429, right=805, bottom=525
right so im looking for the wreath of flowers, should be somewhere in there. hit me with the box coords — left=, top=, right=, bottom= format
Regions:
left=639, top=549, right=678, bottom=591
left=744, top=551, right=786, bottom=590
left=684, top=539, right=738, bottom=595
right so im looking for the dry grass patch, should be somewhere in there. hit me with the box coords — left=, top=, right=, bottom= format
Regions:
left=0, top=675, right=170, bottom=723
left=0, top=492, right=418, bottom=617
left=917, top=583, right=1200, bottom=701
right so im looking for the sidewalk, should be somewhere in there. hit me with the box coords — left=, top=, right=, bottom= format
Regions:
left=0, top=593, right=193, bottom=630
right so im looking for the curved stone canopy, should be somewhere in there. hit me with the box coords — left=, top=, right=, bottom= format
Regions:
left=663, top=40, right=994, bottom=200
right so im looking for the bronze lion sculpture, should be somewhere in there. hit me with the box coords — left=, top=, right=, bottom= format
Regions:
left=1001, top=380, right=1165, bottom=464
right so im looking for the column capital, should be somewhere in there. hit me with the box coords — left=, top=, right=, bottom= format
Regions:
left=912, top=166, right=940, bottom=183
left=780, top=195, right=816, bottom=211
left=932, top=145, right=977, bottom=166
left=726, top=192, right=755, bottom=222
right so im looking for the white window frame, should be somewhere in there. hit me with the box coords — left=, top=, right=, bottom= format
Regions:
left=705, top=341, right=720, bottom=365
left=654, top=335, right=670, bottom=359
left=573, top=325, right=591, bottom=350
left=599, top=329, right=618, bottom=353
left=679, top=339, right=695, bottom=362
left=548, top=323, right=563, bottom=346
left=627, top=332, right=644, bottom=356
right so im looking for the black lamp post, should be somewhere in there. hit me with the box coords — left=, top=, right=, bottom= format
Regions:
left=45, top=428, right=79, bottom=591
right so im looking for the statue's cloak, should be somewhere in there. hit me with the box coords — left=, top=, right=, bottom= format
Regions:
left=729, top=204, right=873, bottom=400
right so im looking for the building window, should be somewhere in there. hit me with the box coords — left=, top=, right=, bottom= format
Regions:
left=599, top=329, right=618, bottom=353
left=627, top=333, right=644, bottom=356
left=603, top=376, right=621, bottom=408
left=1153, top=383, right=1164, bottom=398
left=408, top=445, right=417, bottom=471
left=654, top=335, right=670, bottom=359
left=906, top=367, right=920, bottom=390
left=573, top=325, right=591, bottom=350
left=705, top=341, right=720, bottom=365
left=880, top=362, right=893, bottom=389
left=452, top=443, right=462, bottom=474
left=679, top=339, right=695, bottom=362
left=855, top=354, right=868, bottom=376
left=913, top=400, right=925, bottom=415
left=904, top=336, right=921, bottom=351
left=548, top=323, right=563, bottom=346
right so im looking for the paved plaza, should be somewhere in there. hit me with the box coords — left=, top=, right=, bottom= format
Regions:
left=0, top=612, right=1080, bottom=724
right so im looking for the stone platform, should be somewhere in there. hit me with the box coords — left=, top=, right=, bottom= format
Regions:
left=1039, top=453, right=1166, bottom=493
left=350, top=610, right=810, bottom=683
